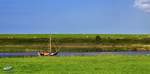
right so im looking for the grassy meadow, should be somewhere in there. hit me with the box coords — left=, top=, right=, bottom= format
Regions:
left=0, top=34, right=150, bottom=74
left=0, top=55, right=150, bottom=74
left=1, top=34, right=150, bottom=52
left=0, top=34, right=150, bottom=38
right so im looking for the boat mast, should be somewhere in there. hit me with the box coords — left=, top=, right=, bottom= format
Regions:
left=49, top=34, right=52, bottom=53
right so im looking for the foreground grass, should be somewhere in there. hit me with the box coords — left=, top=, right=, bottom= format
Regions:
left=0, top=55, right=150, bottom=74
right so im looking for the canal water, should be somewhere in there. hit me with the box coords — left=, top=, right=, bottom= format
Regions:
left=1, top=51, right=150, bottom=57
left=57, top=51, right=150, bottom=56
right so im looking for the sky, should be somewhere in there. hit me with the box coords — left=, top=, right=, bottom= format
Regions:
left=0, top=0, right=150, bottom=34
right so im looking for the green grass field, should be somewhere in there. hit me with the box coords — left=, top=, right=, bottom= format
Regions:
left=0, top=55, right=150, bottom=74
left=1, top=34, right=150, bottom=52
left=1, top=34, right=150, bottom=39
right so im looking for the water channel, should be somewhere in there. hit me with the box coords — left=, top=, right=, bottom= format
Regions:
left=1, top=51, right=150, bottom=57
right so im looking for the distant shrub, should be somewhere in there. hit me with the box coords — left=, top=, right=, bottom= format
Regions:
left=95, top=35, right=101, bottom=44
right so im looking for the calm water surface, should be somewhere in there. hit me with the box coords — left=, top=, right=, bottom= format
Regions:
left=1, top=51, right=150, bottom=57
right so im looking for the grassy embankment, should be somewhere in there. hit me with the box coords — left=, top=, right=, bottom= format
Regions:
left=1, top=34, right=150, bottom=52
left=0, top=55, right=150, bottom=74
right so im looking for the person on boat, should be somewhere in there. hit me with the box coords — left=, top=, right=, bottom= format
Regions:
left=38, top=51, right=49, bottom=56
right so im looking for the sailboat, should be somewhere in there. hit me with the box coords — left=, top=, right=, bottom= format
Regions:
left=38, top=35, right=59, bottom=56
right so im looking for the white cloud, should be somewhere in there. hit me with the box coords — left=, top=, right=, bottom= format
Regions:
left=134, top=0, right=150, bottom=13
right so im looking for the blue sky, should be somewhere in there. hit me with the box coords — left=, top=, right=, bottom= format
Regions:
left=0, top=0, right=150, bottom=34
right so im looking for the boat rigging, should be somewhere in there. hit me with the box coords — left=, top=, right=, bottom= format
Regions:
left=38, top=34, right=60, bottom=56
